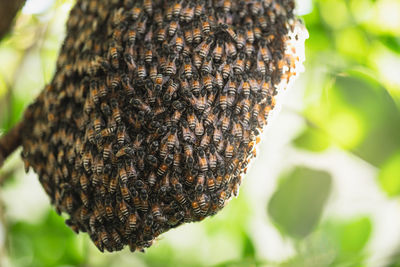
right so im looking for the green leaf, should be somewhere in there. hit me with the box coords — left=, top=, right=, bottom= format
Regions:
left=7, top=210, right=85, bottom=267
left=267, top=166, right=332, bottom=239
left=306, top=70, right=400, bottom=167
left=378, top=151, right=400, bottom=197
left=322, top=217, right=372, bottom=264
left=293, top=126, right=331, bottom=152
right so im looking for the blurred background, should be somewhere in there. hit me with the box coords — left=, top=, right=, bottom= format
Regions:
left=0, top=0, right=399, bottom=266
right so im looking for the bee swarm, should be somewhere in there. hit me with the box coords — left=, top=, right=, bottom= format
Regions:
left=20, top=0, right=306, bottom=252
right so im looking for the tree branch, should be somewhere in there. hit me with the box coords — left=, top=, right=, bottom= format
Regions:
left=0, top=121, right=25, bottom=168
left=0, top=0, right=27, bottom=40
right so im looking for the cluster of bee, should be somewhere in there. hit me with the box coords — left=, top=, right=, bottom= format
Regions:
left=20, top=0, right=305, bottom=252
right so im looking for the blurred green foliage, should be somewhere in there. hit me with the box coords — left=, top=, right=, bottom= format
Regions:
left=0, top=0, right=400, bottom=266
left=268, top=167, right=332, bottom=239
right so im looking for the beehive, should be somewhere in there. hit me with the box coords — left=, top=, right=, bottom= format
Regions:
left=20, top=0, right=306, bottom=252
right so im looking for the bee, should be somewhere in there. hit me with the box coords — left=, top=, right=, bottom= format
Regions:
left=183, top=25, right=193, bottom=44
left=200, top=127, right=212, bottom=148
left=137, top=149, right=146, bottom=171
left=109, top=175, right=117, bottom=194
left=164, top=79, right=179, bottom=102
left=144, top=0, right=153, bottom=14
left=254, top=25, right=262, bottom=40
left=165, top=126, right=178, bottom=149
left=245, top=41, right=255, bottom=57
left=165, top=4, right=173, bottom=20
left=102, top=196, right=113, bottom=221
left=183, top=169, right=196, bottom=187
left=124, top=53, right=137, bottom=73
left=194, top=117, right=205, bottom=136
left=147, top=171, right=157, bottom=187
left=197, top=149, right=208, bottom=172
left=181, top=120, right=196, bottom=143
left=194, top=1, right=204, bottom=16
left=174, top=30, right=184, bottom=52
left=221, top=110, right=232, bottom=132
left=136, top=16, right=147, bottom=35
left=221, top=58, right=232, bottom=79
left=241, top=75, right=251, bottom=97
left=148, top=63, right=158, bottom=81
left=218, top=191, right=227, bottom=207
left=153, top=9, right=163, bottom=26
left=118, top=164, right=128, bottom=184
left=197, top=37, right=213, bottom=58
left=200, top=14, right=211, bottom=35
left=187, top=108, right=196, bottom=130
left=195, top=89, right=207, bottom=111
left=219, top=91, right=228, bottom=110
left=183, top=57, right=193, bottom=79
left=95, top=155, right=104, bottom=175
left=201, top=56, right=213, bottom=74
left=193, top=20, right=202, bottom=44
left=193, top=171, right=206, bottom=193
left=169, top=109, right=182, bottom=126
left=249, top=75, right=260, bottom=94
left=137, top=60, right=146, bottom=79
left=232, top=117, right=243, bottom=139
left=183, top=2, right=195, bottom=22
left=175, top=192, right=187, bottom=206
left=198, top=193, right=208, bottom=212
left=223, top=0, right=231, bottom=12
left=160, top=172, right=171, bottom=194
left=246, top=24, right=255, bottom=44
left=184, top=144, right=194, bottom=166
left=154, top=73, right=165, bottom=93
left=126, top=213, right=137, bottom=234
left=79, top=173, right=89, bottom=191
left=156, top=23, right=167, bottom=42
left=109, top=41, right=119, bottom=69
left=193, top=52, right=202, bottom=69
left=225, top=40, right=237, bottom=58
left=221, top=23, right=237, bottom=42
left=225, top=137, right=235, bottom=158
left=151, top=204, right=165, bottom=222
left=257, top=56, right=267, bottom=75
left=191, top=200, right=202, bottom=216
left=82, top=151, right=92, bottom=172
left=120, top=181, right=131, bottom=202
left=109, top=99, right=122, bottom=124
left=90, top=80, right=100, bottom=104
left=212, top=39, right=224, bottom=62
left=143, top=42, right=153, bottom=64
left=173, top=0, right=183, bottom=16
left=171, top=173, right=183, bottom=192
left=260, top=41, right=272, bottom=62
left=206, top=87, right=217, bottom=107
left=233, top=52, right=246, bottom=74
left=242, top=111, right=251, bottom=128
left=213, top=126, right=223, bottom=143
left=168, top=19, right=178, bottom=37
left=99, top=227, right=110, bottom=249
left=130, top=98, right=152, bottom=115
left=207, top=146, right=217, bottom=170
left=206, top=172, right=216, bottom=192
left=115, top=126, right=126, bottom=145
left=165, top=55, right=177, bottom=76
left=204, top=108, right=218, bottom=127
left=131, top=4, right=142, bottom=20
left=157, top=160, right=169, bottom=177
left=118, top=199, right=129, bottom=222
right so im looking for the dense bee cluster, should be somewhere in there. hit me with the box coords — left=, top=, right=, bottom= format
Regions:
left=20, top=0, right=306, bottom=252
